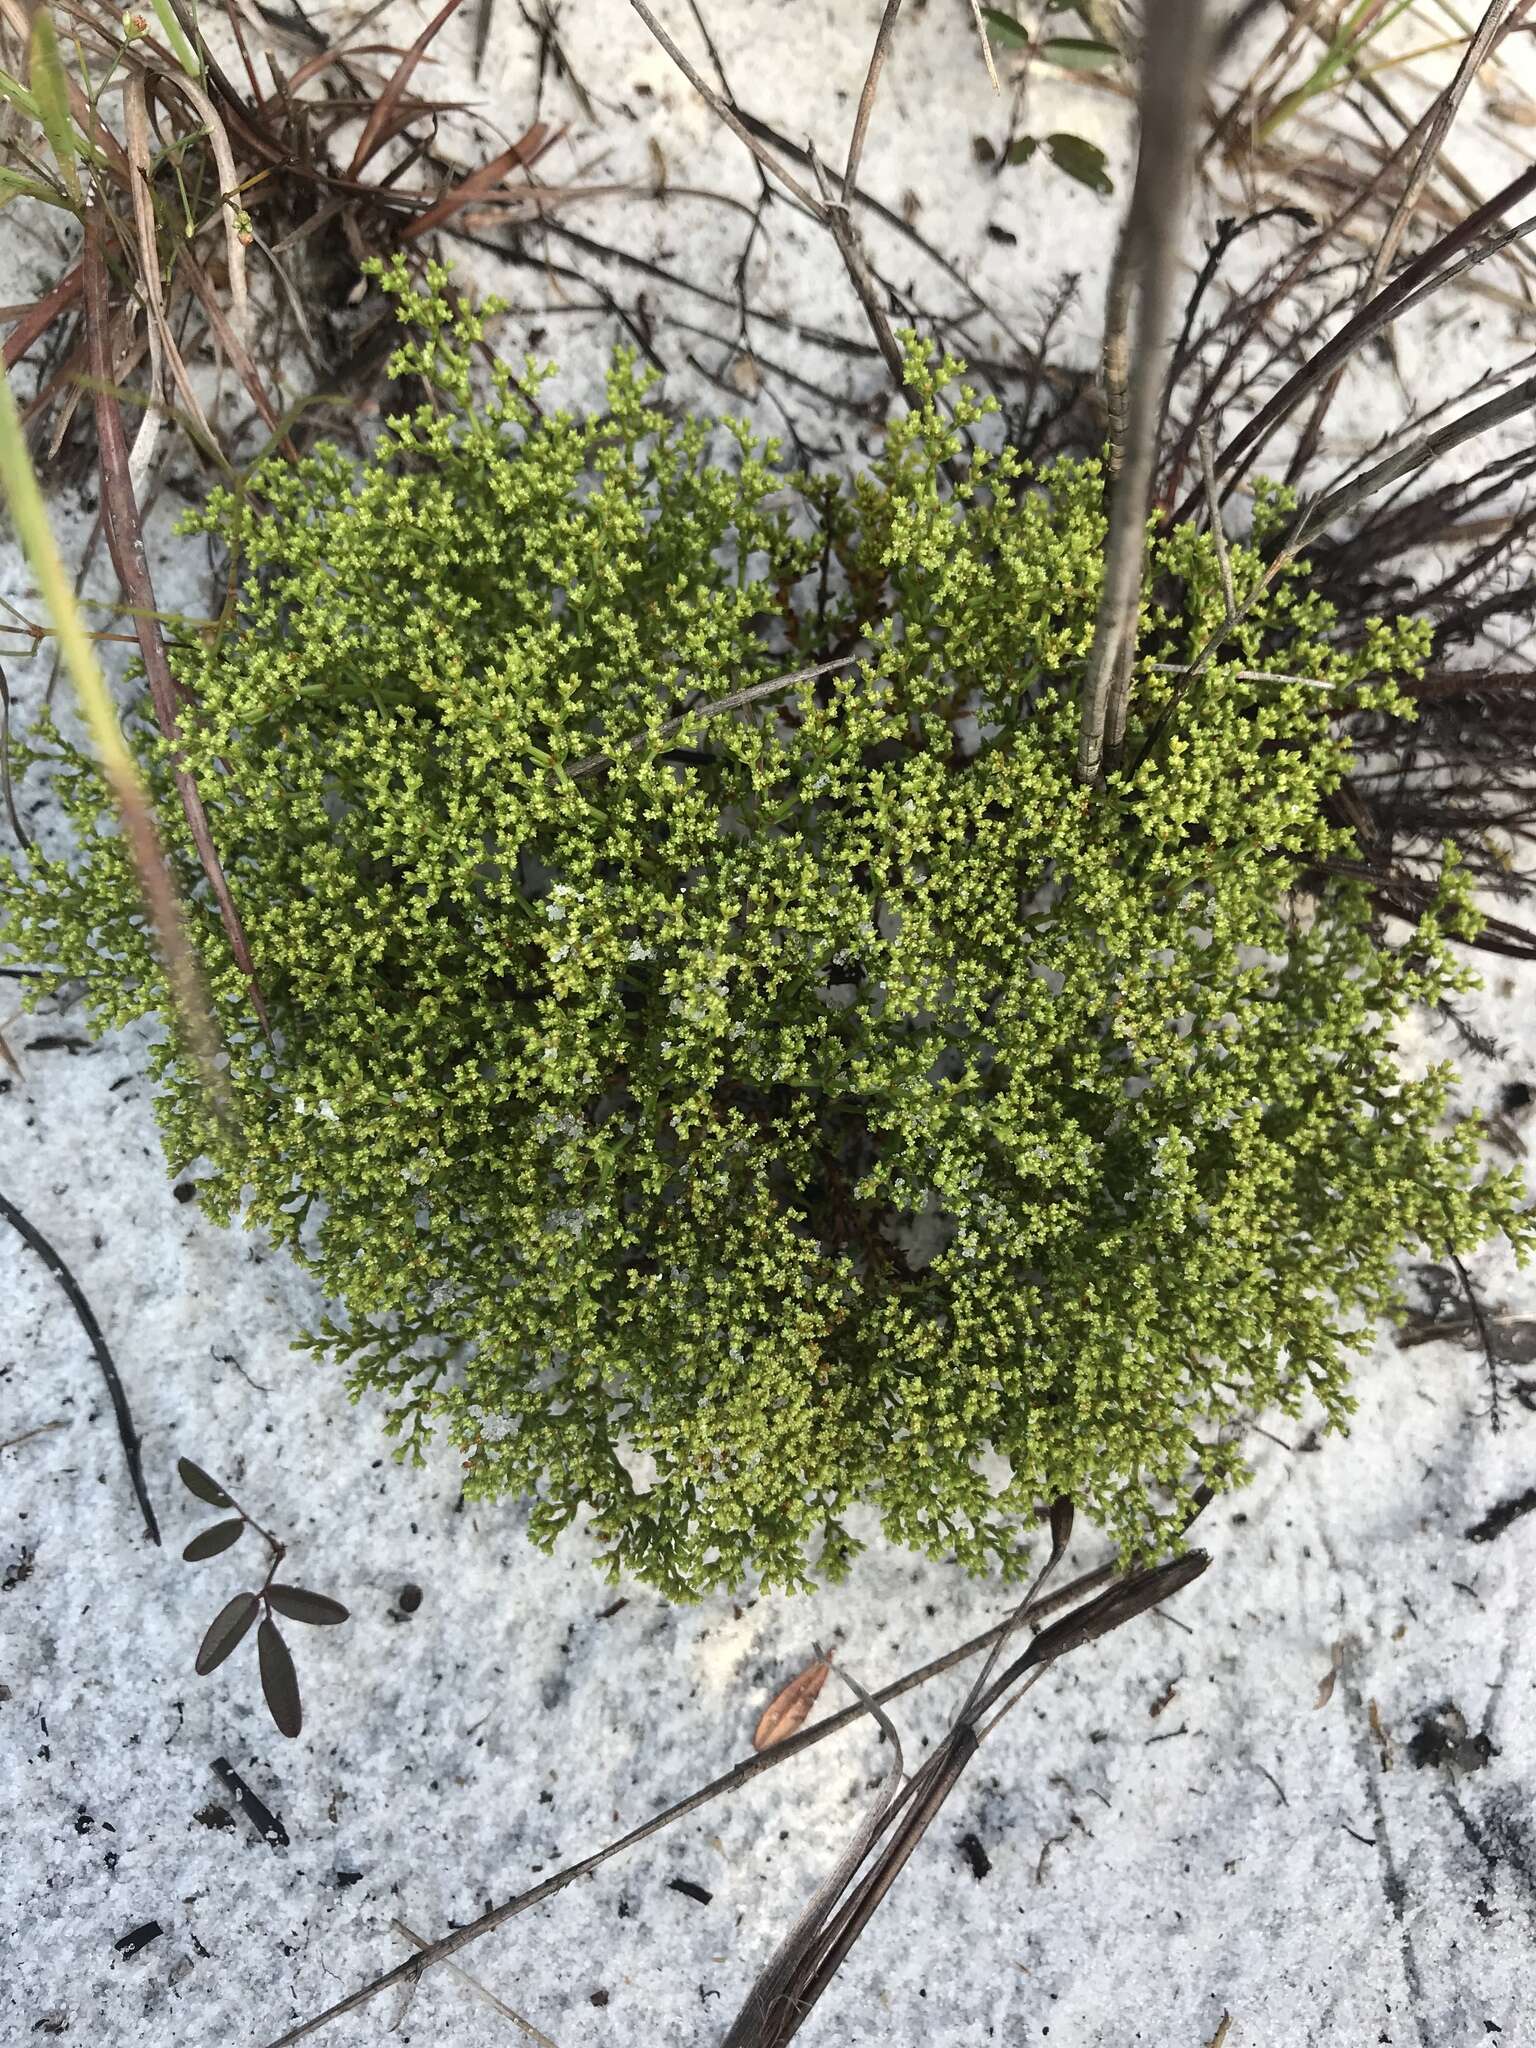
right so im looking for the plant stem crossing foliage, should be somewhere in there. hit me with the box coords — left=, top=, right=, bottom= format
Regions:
left=2, top=267, right=1529, bottom=1596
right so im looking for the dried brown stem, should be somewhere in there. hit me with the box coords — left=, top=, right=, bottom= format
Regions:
left=626, top=0, right=824, bottom=214
left=842, top=0, right=903, bottom=204
left=1286, top=0, right=1520, bottom=482
left=260, top=1558, right=1120, bottom=2046
left=1191, top=158, right=1536, bottom=519
left=0, top=1187, right=159, bottom=1544
left=1078, top=0, right=1212, bottom=784
left=82, top=216, right=271, bottom=1045
left=1197, top=425, right=1238, bottom=623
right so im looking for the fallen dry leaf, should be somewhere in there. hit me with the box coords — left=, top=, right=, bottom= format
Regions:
left=1314, top=1640, right=1344, bottom=1711
left=753, top=1657, right=831, bottom=1751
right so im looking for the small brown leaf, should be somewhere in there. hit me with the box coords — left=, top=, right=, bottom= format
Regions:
left=195, top=1592, right=260, bottom=1675
left=267, top=1585, right=349, bottom=1627
left=1314, top=1640, right=1344, bottom=1710
left=182, top=1517, right=245, bottom=1562
left=753, top=1658, right=831, bottom=1751
left=258, top=1615, right=302, bottom=1739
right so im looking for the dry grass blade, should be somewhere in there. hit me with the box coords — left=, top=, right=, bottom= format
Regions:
left=3, top=265, right=84, bottom=371
left=401, top=121, right=557, bottom=241
left=1285, top=0, right=1519, bottom=480
left=164, top=66, right=254, bottom=343
left=731, top=1550, right=1213, bottom=2047
left=724, top=1658, right=905, bottom=2048
left=1196, top=156, right=1536, bottom=515
left=178, top=246, right=289, bottom=445
left=1298, top=370, right=1536, bottom=541
left=391, top=1921, right=559, bottom=2046
left=969, top=0, right=1002, bottom=92
left=259, top=1559, right=1122, bottom=2045
left=347, top=0, right=464, bottom=177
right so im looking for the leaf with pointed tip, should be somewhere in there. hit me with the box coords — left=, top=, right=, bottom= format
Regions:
left=195, top=1592, right=260, bottom=1675
left=178, top=1458, right=233, bottom=1508
left=27, top=10, right=81, bottom=208
left=979, top=6, right=1029, bottom=46
left=267, top=1585, right=349, bottom=1628
left=753, top=1657, right=831, bottom=1751
left=183, top=1517, right=245, bottom=1562
left=0, top=167, right=71, bottom=210
left=1045, top=131, right=1113, bottom=195
left=258, top=1616, right=302, bottom=1738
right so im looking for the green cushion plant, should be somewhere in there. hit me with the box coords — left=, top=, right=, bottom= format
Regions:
left=3, top=261, right=1528, bottom=1596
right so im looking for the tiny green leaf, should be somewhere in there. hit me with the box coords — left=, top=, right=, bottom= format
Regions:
left=148, top=0, right=203, bottom=78
left=266, top=1585, right=349, bottom=1627
left=1039, top=36, right=1119, bottom=69
left=257, top=1616, right=302, bottom=1738
left=0, top=67, right=45, bottom=121
left=1045, top=131, right=1113, bottom=194
left=0, top=168, right=70, bottom=210
left=26, top=10, right=80, bottom=208
left=979, top=6, right=1030, bottom=46
left=177, top=1458, right=234, bottom=1508
left=182, top=1517, right=246, bottom=1562
left=195, top=1592, right=260, bottom=1675
left=1005, top=135, right=1039, bottom=166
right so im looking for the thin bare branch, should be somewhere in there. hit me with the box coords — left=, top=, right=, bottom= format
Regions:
left=627, top=0, right=825, bottom=214
left=564, top=654, right=860, bottom=779
left=842, top=0, right=903, bottom=203
left=260, top=1558, right=1120, bottom=2046
left=389, top=1922, right=558, bottom=2048
left=82, top=215, right=272, bottom=1045
left=0, top=1187, right=159, bottom=1544
left=1197, top=425, right=1237, bottom=623
left=1078, top=0, right=1213, bottom=783
left=1286, top=0, right=1519, bottom=480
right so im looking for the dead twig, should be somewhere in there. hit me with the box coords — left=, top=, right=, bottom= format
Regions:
left=0, top=1187, right=159, bottom=1544
left=1196, top=425, right=1237, bottom=623
left=563, top=654, right=860, bottom=779
left=82, top=214, right=271, bottom=1048
left=389, top=1921, right=558, bottom=2048
left=1078, top=0, right=1213, bottom=783
left=625, top=0, right=823, bottom=212
left=259, top=1556, right=1122, bottom=2046
left=1452, top=1251, right=1502, bottom=1434
left=0, top=1417, right=67, bottom=1452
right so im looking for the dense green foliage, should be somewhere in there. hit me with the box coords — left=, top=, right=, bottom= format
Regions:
left=3, top=263, right=1529, bottom=1595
